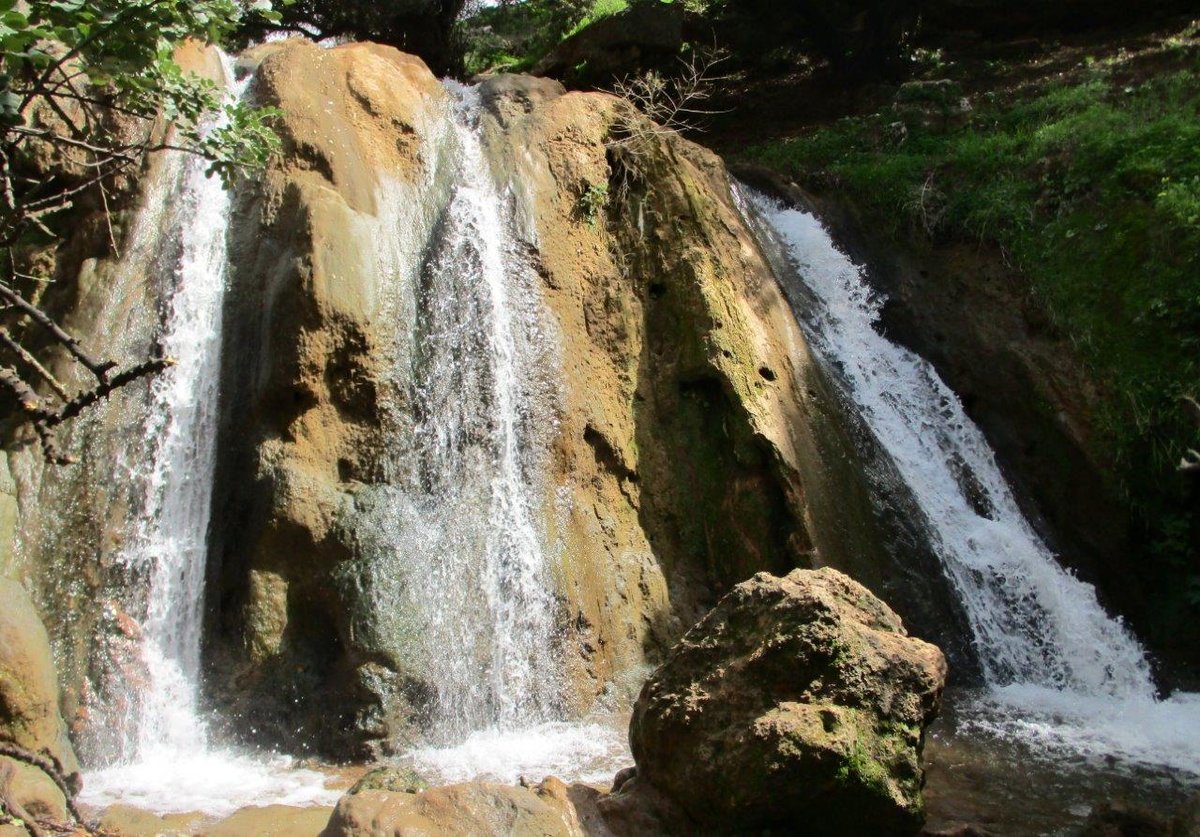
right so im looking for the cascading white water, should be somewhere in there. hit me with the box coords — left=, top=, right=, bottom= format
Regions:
left=421, top=81, right=561, bottom=731
left=79, top=55, right=339, bottom=815
left=124, top=59, right=250, bottom=759
left=360, top=82, right=628, bottom=782
left=372, top=80, right=560, bottom=733
left=738, top=185, right=1200, bottom=775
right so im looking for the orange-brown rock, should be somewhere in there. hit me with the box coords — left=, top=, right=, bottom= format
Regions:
left=321, top=781, right=581, bottom=837
left=477, top=75, right=890, bottom=713
left=208, top=39, right=453, bottom=757
left=0, top=579, right=79, bottom=786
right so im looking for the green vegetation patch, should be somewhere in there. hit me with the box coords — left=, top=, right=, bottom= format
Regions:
left=457, top=0, right=682, bottom=75
left=745, top=46, right=1200, bottom=625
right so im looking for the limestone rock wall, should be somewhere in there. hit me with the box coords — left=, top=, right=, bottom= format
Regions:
left=2, top=38, right=898, bottom=762
left=476, top=77, right=891, bottom=713
left=207, top=40, right=454, bottom=757
left=0, top=579, right=80, bottom=786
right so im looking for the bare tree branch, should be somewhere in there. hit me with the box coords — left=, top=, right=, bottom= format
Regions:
left=0, top=283, right=114, bottom=382
left=0, top=739, right=84, bottom=829
left=0, top=329, right=69, bottom=401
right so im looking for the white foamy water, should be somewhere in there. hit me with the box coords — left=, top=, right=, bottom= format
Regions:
left=80, top=751, right=340, bottom=817
left=738, top=186, right=1200, bottom=775
left=407, top=721, right=630, bottom=786
left=364, top=79, right=564, bottom=749
left=80, top=54, right=338, bottom=814
left=962, top=686, right=1200, bottom=776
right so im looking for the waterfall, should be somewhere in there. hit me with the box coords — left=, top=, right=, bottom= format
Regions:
left=420, top=82, right=562, bottom=731
left=358, top=82, right=627, bottom=783
left=367, top=81, right=561, bottom=736
left=122, top=56, right=249, bottom=758
left=738, top=185, right=1200, bottom=775
left=78, top=55, right=339, bottom=816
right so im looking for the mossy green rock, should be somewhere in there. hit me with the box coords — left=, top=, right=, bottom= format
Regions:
left=629, top=567, right=947, bottom=835
left=348, top=765, right=430, bottom=795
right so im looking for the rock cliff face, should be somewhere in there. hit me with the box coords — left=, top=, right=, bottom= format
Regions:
left=0, top=38, right=901, bottom=762
left=207, top=40, right=455, bottom=756
left=203, top=45, right=893, bottom=754
left=0, top=579, right=79, bottom=785
left=477, top=75, right=894, bottom=713
left=0, top=579, right=81, bottom=832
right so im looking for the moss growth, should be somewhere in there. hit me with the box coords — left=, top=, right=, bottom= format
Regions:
left=743, top=44, right=1200, bottom=636
left=564, top=0, right=630, bottom=39
left=835, top=730, right=898, bottom=803
left=349, top=765, right=430, bottom=795
left=610, top=134, right=805, bottom=602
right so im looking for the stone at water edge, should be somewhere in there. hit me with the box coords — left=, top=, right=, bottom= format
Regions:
left=629, top=567, right=948, bottom=835
left=205, top=805, right=336, bottom=837
left=347, top=765, right=430, bottom=795
left=320, top=779, right=587, bottom=836
left=94, top=804, right=334, bottom=836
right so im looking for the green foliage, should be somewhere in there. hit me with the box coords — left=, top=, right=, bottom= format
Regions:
left=578, top=180, right=609, bottom=224
left=0, top=0, right=284, bottom=461
left=745, top=50, right=1200, bottom=626
left=0, top=0, right=284, bottom=233
left=457, top=0, right=674, bottom=76
left=458, top=0, right=585, bottom=75
left=564, top=0, right=629, bottom=39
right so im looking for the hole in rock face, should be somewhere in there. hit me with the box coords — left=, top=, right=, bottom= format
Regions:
left=337, top=458, right=354, bottom=483
left=821, top=709, right=840, bottom=733
left=648, top=282, right=667, bottom=299
left=293, top=386, right=316, bottom=406
left=759, top=366, right=777, bottom=382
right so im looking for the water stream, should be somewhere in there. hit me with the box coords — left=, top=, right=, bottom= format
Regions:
left=78, top=56, right=341, bottom=817
left=737, top=185, right=1200, bottom=791
left=368, top=81, right=628, bottom=783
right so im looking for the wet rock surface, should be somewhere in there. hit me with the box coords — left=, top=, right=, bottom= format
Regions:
left=630, top=567, right=947, bottom=835
left=0, top=579, right=79, bottom=785
left=481, top=73, right=895, bottom=715
left=207, top=39, right=452, bottom=758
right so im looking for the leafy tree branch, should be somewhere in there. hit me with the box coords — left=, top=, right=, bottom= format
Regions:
left=0, top=0, right=284, bottom=463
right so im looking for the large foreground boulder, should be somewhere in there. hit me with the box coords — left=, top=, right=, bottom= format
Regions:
left=630, top=568, right=947, bottom=835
